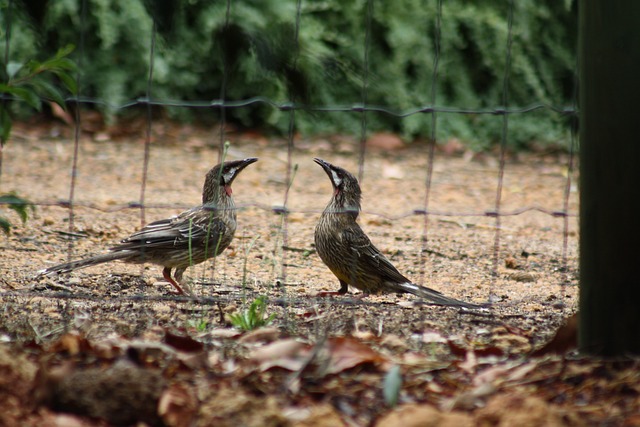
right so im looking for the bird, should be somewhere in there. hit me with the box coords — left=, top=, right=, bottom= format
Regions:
left=313, top=158, right=482, bottom=308
left=39, top=158, right=258, bottom=295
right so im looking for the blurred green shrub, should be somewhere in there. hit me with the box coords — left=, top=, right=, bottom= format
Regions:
left=0, top=43, right=76, bottom=143
left=4, top=0, right=576, bottom=150
left=0, top=36, right=76, bottom=234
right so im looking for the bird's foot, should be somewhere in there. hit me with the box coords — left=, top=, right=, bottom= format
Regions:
left=167, top=286, right=185, bottom=295
left=314, top=291, right=345, bottom=297
left=162, top=267, right=192, bottom=296
left=313, top=291, right=368, bottom=299
left=166, top=284, right=196, bottom=297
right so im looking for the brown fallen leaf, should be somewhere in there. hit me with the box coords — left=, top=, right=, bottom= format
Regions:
left=458, top=350, right=478, bottom=374
left=250, top=339, right=311, bottom=371
left=158, top=383, right=197, bottom=427
left=380, top=334, right=409, bottom=350
left=48, top=332, right=92, bottom=356
left=91, top=340, right=121, bottom=360
left=283, top=403, right=347, bottom=427
left=164, top=330, right=205, bottom=353
left=238, top=326, right=281, bottom=344
left=199, top=386, right=287, bottom=426
left=443, top=382, right=497, bottom=412
left=208, top=328, right=242, bottom=339
left=445, top=336, right=468, bottom=357
left=249, top=337, right=387, bottom=375
left=324, top=337, right=388, bottom=374
left=376, top=404, right=474, bottom=427
left=532, top=312, right=578, bottom=356
left=50, top=413, right=101, bottom=427
left=421, top=331, right=449, bottom=344
left=492, top=333, right=532, bottom=354
left=472, top=360, right=537, bottom=388
left=475, top=393, right=568, bottom=427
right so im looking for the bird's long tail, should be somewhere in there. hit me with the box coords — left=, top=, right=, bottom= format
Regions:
left=38, top=251, right=134, bottom=276
left=392, top=282, right=486, bottom=309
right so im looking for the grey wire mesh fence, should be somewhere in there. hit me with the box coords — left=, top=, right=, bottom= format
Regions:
left=0, top=1, right=578, bottom=315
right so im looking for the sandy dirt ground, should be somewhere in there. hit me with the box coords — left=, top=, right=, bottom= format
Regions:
left=0, top=122, right=601, bottom=426
left=1, top=123, right=578, bottom=340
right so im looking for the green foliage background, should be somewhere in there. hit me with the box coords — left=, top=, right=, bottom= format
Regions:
left=3, top=0, right=576, bottom=150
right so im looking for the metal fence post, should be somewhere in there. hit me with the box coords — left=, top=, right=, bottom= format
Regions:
left=579, top=2, right=640, bottom=355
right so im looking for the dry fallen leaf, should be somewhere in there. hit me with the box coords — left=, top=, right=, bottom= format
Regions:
left=158, top=383, right=197, bottom=427
left=376, top=404, right=474, bottom=427
left=380, top=334, right=409, bottom=350
left=50, top=414, right=96, bottom=427
left=48, top=333, right=92, bottom=356
left=324, top=337, right=388, bottom=374
left=458, top=350, right=478, bottom=374
left=238, top=326, right=281, bottom=344
left=472, top=360, right=534, bottom=388
left=249, top=337, right=387, bottom=375
left=532, top=313, right=578, bottom=356
left=421, top=331, right=449, bottom=344
left=283, top=403, right=347, bottom=427
left=164, top=330, right=205, bottom=353
left=199, top=386, right=288, bottom=426
left=475, top=393, right=567, bottom=427
left=492, top=333, right=532, bottom=354
left=208, top=328, right=243, bottom=339
left=443, top=382, right=497, bottom=411
left=250, top=339, right=311, bottom=371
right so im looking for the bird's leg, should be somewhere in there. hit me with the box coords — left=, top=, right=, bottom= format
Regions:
left=316, top=279, right=350, bottom=297
left=338, top=279, right=349, bottom=294
left=162, top=267, right=186, bottom=295
left=173, top=267, right=193, bottom=295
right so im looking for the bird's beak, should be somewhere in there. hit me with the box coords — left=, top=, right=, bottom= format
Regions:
left=314, top=157, right=333, bottom=176
left=238, top=157, right=259, bottom=170
left=230, top=157, right=258, bottom=177
left=223, top=157, right=258, bottom=191
left=314, top=158, right=342, bottom=190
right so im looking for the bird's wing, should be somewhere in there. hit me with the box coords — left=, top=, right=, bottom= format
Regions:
left=114, top=207, right=227, bottom=251
left=341, top=223, right=413, bottom=285
left=340, top=221, right=484, bottom=308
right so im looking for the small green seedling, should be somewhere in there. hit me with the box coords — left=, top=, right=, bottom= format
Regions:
left=0, top=193, right=34, bottom=235
left=229, top=296, right=276, bottom=331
